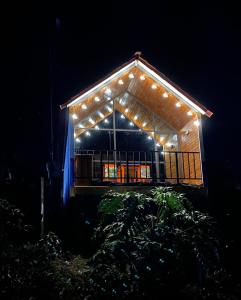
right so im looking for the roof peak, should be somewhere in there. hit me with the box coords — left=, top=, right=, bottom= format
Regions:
left=133, top=51, right=142, bottom=59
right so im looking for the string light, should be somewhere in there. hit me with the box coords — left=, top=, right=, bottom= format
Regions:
left=95, top=125, right=100, bottom=130
left=166, top=142, right=172, bottom=147
left=129, top=73, right=134, bottom=79
left=110, top=100, right=113, bottom=105
left=72, top=113, right=78, bottom=120
left=129, top=121, right=134, bottom=126
left=85, top=131, right=91, bottom=136
left=78, top=123, right=84, bottom=128
left=75, top=138, right=81, bottom=143
left=142, top=122, right=147, bottom=127
left=156, top=143, right=160, bottom=147
left=163, top=92, right=168, bottom=98
left=176, top=102, right=181, bottom=108
left=125, top=108, right=129, bottom=113
left=151, top=84, right=157, bottom=89
left=82, top=104, right=87, bottom=110
left=74, top=133, right=76, bottom=138
left=89, top=118, right=95, bottom=125
left=104, top=88, right=112, bottom=96
left=98, top=112, right=105, bottom=118
left=94, top=96, right=100, bottom=102
left=140, top=75, right=145, bottom=80
left=104, top=118, right=109, bottom=124
left=106, top=105, right=112, bottom=113
left=160, top=136, right=164, bottom=142
left=118, top=79, right=124, bottom=85
left=147, top=136, right=152, bottom=140
left=194, top=120, right=200, bottom=127
left=120, top=114, right=125, bottom=119
left=187, top=111, right=193, bottom=116
left=134, top=115, right=138, bottom=120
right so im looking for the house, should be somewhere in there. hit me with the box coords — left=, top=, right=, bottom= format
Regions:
left=60, top=52, right=213, bottom=205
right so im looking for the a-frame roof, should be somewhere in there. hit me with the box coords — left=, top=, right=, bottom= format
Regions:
left=60, top=52, right=213, bottom=118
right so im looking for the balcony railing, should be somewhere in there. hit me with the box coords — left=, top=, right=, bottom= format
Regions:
left=74, top=149, right=203, bottom=186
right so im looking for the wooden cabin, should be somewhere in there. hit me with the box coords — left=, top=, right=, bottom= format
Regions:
left=61, top=53, right=213, bottom=204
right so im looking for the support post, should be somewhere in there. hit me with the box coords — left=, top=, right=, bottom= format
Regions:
left=40, top=177, right=44, bottom=238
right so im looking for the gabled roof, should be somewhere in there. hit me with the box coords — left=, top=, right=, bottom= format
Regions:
left=60, top=52, right=213, bottom=117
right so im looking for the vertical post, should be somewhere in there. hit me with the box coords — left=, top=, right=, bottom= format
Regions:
left=175, top=152, right=180, bottom=184
left=100, top=151, right=103, bottom=182
left=126, top=151, right=129, bottom=184
left=154, top=132, right=160, bottom=183
left=40, top=177, right=44, bottom=238
left=113, top=100, right=117, bottom=178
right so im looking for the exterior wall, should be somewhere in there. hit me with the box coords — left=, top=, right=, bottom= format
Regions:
left=178, top=116, right=203, bottom=185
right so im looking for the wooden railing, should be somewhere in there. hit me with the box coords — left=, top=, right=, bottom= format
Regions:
left=74, top=150, right=203, bottom=185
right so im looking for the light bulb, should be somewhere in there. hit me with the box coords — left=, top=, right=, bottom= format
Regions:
left=125, top=108, right=129, bottom=113
left=82, top=104, right=87, bottom=110
left=120, top=114, right=125, bottom=119
left=194, top=120, right=200, bottom=127
left=85, top=131, right=91, bottom=136
left=163, top=92, right=168, bottom=98
left=89, top=118, right=95, bottom=125
left=118, top=79, right=124, bottom=85
left=134, top=115, right=138, bottom=120
left=98, top=112, right=105, bottom=118
left=129, top=121, right=134, bottom=126
left=142, top=122, right=147, bottom=127
left=104, top=118, right=109, bottom=124
left=129, top=73, right=134, bottom=79
left=187, top=111, right=193, bottom=116
left=75, top=138, right=81, bottom=143
left=104, top=88, right=112, bottom=96
left=140, top=75, right=145, bottom=80
left=176, top=102, right=181, bottom=108
left=94, top=96, right=100, bottom=102
left=151, top=84, right=157, bottom=89
left=72, top=113, right=78, bottom=120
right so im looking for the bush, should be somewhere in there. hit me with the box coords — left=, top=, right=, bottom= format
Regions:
left=81, top=188, right=238, bottom=299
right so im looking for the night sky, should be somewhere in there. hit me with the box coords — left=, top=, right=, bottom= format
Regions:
left=1, top=2, right=241, bottom=184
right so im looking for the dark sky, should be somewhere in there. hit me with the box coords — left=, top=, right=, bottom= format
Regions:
left=1, top=2, right=241, bottom=183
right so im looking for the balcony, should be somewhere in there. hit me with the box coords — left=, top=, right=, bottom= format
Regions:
left=74, top=150, right=203, bottom=186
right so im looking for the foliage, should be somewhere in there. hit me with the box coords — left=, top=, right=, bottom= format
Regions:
left=81, top=188, right=238, bottom=299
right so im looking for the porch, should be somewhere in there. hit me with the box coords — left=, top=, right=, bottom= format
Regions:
left=74, top=149, right=203, bottom=187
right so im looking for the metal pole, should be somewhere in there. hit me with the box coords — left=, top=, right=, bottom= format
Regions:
left=113, top=100, right=117, bottom=177
left=40, top=177, right=45, bottom=238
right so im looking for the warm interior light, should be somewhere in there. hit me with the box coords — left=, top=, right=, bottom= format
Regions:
left=82, top=104, right=87, bottom=110
left=176, top=102, right=181, bottom=108
left=129, top=121, right=134, bottom=126
left=94, top=96, right=100, bottom=102
left=134, top=115, right=138, bottom=120
left=140, top=75, right=145, bottom=80
left=98, top=112, right=105, bottom=118
left=125, top=108, right=129, bottom=113
left=118, top=79, right=124, bottom=85
left=85, top=131, right=91, bottom=136
left=129, top=73, right=134, bottom=79
left=120, top=114, right=125, bottom=119
left=163, top=92, right=168, bottom=98
left=75, top=138, right=81, bottom=143
left=151, top=84, right=157, bottom=89
left=187, top=111, right=193, bottom=116
left=89, top=118, right=95, bottom=125
left=194, top=120, right=200, bottom=127
left=142, top=122, right=147, bottom=127
left=72, top=113, right=78, bottom=119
